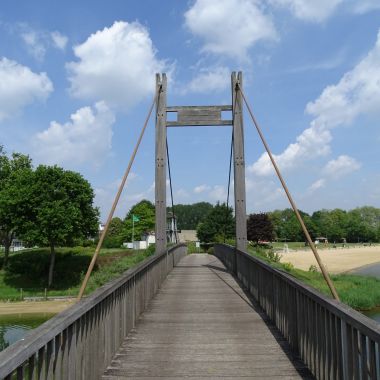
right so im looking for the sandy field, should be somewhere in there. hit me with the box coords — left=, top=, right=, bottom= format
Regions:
left=0, top=299, right=75, bottom=316
left=280, top=246, right=380, bottom=273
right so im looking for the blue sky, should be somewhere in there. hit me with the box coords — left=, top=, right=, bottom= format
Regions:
left=1, top=0, right=380, bottom=220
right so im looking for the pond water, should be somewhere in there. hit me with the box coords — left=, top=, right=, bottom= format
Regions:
left=362, top=308, right=380, bottom=324
left=0, top=313, right=54, bottom=351
left=351, top=262, right=380, bottom=279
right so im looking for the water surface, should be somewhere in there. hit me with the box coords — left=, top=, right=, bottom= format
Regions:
left=0, top=313, right=54, bottom=351
left=351, top=262, right=380, bottom=278
left=362, top=308, right=380, bottom=324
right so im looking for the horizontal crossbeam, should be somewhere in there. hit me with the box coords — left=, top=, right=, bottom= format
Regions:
left=166, top=105, right=232, bottom=127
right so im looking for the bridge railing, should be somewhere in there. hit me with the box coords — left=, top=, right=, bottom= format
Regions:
left=214, top=244, right=380, bottom=380
left=0, top=244, right=187, bottom=380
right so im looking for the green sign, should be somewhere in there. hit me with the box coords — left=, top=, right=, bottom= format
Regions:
left=132, top=214, right=140, bottom=222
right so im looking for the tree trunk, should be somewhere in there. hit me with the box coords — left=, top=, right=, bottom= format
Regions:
left=2, top=232, right=13, bottom=268
left=48, top=243, right=56, bottom=287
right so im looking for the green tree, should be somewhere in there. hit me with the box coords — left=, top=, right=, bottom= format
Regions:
left=196, top=202, right=234, bottom=243
left=346, top=207, right=379, bottom=242
left=124, top=200, right=155, bottom=242
left=0, top=147, right=33, bottom=267
left=247, top=213, right=275, bottom=243
left=103, top=217, right=124, bottom=248
left=269, top=208, right=315, bottom=242
left=170, top=202, right=214, bottom=230
left=20, top=165, right=99, bottom=287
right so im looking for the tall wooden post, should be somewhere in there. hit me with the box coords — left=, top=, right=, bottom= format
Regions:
left=155, top=74, right=167, bottom=254
left=232, top=72, right=247, bottom=251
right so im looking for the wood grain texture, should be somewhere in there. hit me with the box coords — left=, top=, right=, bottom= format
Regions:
left=102, top=254, right=312, bottom=379
left=232, top=72, right=247, bottom=252
left=155, top=74, right=167, bottom=254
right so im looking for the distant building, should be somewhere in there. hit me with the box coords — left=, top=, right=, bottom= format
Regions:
left=167, top=212, right=178, bottom=243
left=315, top=237, right=328, bottom=244
left=0, top=238, right=25, bottom=252
left=178, top=230, right=197, bottom=243
left=141, top=231, right=155, bottom=246
left=99, top=223, right=105, bottom=237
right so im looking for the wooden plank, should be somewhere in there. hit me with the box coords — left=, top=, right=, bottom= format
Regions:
left=166, top=105, right=232, bottom=112
left=232, top=72, right=247, bottom=251
left=102, top=255, right=312, bottom=379
left=166, top=120, right=232, bottom=127
left=155, top=73, right=167, bottom=255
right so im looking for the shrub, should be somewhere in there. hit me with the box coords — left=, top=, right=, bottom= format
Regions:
left=265, top=250, right=282, bottom=263
left=309, top=265, right=318, bottom=273
left=282, top=262, right=294, bottom=272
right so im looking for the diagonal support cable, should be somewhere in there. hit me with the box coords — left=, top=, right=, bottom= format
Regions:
left=237, top=84, right=340, bottom=301
left=166, top=137, right=178, bottom=244
left=77, top=89, right=160, bottom=301
left=224, top=128, right=234, bottom=243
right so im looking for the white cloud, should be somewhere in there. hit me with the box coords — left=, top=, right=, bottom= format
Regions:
left=308, top=178, right=326, bottom=193
left=51, top=31, right=68, bottom=50
left=194, top=184, right=211, bottom=193
left=184, top=0, right=277, bottom=59
left=209, top=185, right=227, bottom=201
left=67, top=21, right=169, bottom=109
left=306, top=30, right=380, bottom=129
left=34, top=101, right=114, bottom=166
left=21, top=30, right=46, bottom=61
left=349, top=0, right=380, bottom=14
left=0, top=58, right=53, bottom=122
left=249, top=126, right=332, bottom=176
left=181, top=66, right=230, bottom=94
left=16, top=25, right=68, bottom=60
left=250, top=29, right=380, bottom=177
left=269, top=0, right=343, bottom=22
left=323, top=155, right=361, bottom=178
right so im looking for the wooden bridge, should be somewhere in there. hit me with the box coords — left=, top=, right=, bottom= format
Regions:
left=1, top=245, right=379, bottom=379
left=0, top=72, right=380, bottom=379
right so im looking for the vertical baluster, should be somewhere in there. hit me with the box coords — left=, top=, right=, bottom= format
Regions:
left=37, top=346, right=45, bottom=380
left=352, top=327, right=360, bottom=378
left=16, top=364, right=23, bottom=380
left=28, top=354, right=36, bottom=380
left=53, top=333, right=62, bottom=380
left=368, top=339, right=377, bottom=380
left=360, top=333, right=368, bottom=380
left=45, top=339, right=54, bottom=379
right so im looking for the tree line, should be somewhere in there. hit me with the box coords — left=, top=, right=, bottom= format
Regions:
left=268, top=207, right=380, bottom=243
left=0, top=146, right=99, bottom=285
left=192, top=205, right=380, bottom=244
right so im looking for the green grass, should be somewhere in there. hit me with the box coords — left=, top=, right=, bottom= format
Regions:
left=0, top=246, right=155, bottom=301
left=248, top=246, right=380, bottom=311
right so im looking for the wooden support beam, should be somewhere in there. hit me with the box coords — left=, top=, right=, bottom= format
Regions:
left=232, top=72, right=247, bottom=251
left=155, top=74, right=167, bottom=254
left=166, top=105, right=232, bottom=127
left=166, top=120, right=232, bottom=127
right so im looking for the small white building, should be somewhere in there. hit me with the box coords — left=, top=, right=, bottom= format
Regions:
left=142, top=231, right=155, bottom=246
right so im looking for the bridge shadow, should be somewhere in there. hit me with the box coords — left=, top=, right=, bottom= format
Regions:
left=204, top=261, right=315, bottom=380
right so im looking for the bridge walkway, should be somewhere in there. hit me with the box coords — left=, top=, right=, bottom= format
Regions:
left=102, top=254, right=313, bottom=379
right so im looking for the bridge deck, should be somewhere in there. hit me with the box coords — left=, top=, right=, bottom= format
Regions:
left=102, top=254, right=313, bottom=379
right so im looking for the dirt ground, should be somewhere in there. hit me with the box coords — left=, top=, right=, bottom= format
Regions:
left=0, top=299, right=75, bottom=316
left=280, top=246, right=380, bottom=273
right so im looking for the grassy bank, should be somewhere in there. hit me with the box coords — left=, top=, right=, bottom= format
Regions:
left=248, top=246, right=380, bottom=310
left=0, top=246, right=155, bottom=301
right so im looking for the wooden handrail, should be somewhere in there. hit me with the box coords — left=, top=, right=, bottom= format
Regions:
left=0, top=244, right=187, bottom=379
